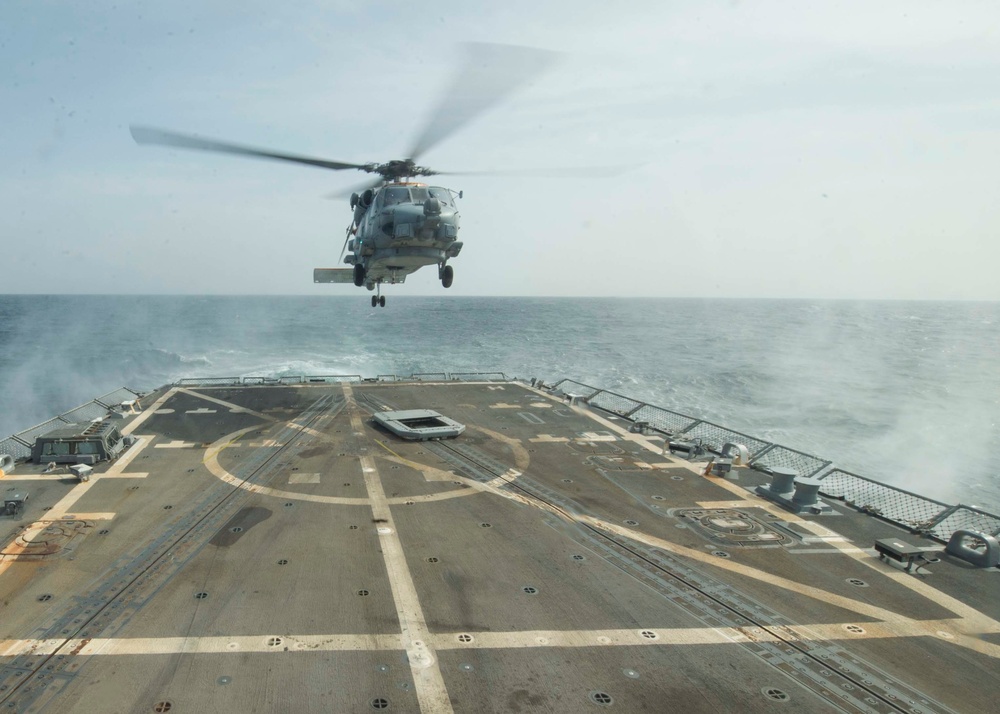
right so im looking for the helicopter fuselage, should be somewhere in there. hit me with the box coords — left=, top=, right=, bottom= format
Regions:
left=345, top=183, right=462, bottom=290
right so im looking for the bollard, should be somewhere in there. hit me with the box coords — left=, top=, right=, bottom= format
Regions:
left=769, top=467, right=797, bottom=495
left=792, top=477, right=823, bottom=508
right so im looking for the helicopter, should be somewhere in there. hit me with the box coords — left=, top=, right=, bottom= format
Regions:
left=131, top=44, right=621, bottom=306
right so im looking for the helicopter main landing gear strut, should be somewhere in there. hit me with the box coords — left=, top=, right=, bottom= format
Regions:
left=440, top=263, right=454, bottom=289
left=371, top=284, right=386, bottom=308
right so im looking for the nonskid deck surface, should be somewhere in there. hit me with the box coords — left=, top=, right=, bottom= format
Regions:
left=0, top=381, right=996, bottom=713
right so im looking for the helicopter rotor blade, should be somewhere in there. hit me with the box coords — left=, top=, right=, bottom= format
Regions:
left=406, top=43, right=559, bottom=162
left=435, top=164, right=640, bottom=178
left=130, top=125, right=370, bottom=172
left=325, top=177, right=385, bottom=201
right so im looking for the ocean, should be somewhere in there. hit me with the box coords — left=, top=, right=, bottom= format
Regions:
left=1, top=295, right=997, bottom=512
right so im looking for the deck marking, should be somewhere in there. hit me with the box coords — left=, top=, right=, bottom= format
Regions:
left=183, top=408, right=217, bottom=414
left=176, top=388, right=274, bottom=421
left=0, top=618, right=974, bottom=658
left=154, top=440, right=199, bottom=449
left=288, top=473, right=320, bottom=484
left=345, top=384, right=454, bottom=714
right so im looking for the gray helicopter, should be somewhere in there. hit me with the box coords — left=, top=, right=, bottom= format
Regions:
left=132, top=44, right=621, bottom=306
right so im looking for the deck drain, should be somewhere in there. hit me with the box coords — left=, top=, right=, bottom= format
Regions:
left=405, top=501, right=414, bottom=506
left=186, top=468, right=194, bottom=473
left=561, top=479, right=573, bottom=483
left=847, top=578, right=869, bottom=587
left=163, top=505, right=173, bottom=510
left=670, top=475, right=684, bottom=481
left=844, top=625, right=866, bottom=634
left=457, top=634, right=473, bottom=643
left=358, top=589, right=370, bottom=597
left=153, top=703, right=173, bottom=713
left=522, top=586, right=538, bottom=595
left=291, top=467, right=299, bottom=471
left=623, top=668, right=640, bottom=679
left=284, top=502, right=294, bottom=507
left=129, top=486, right=140, bottom=490
left=277, top=559, right=288, bottom=565
left=459, top=663, right=474, bottom=672
left=43, top=506, right=52, bottom=511
left=426, top=557, right=439, bottom=563
left=639, top=630, right=658, bottom=640
left=194, top=592, right=208, bottom=600
left=217, top=676, right=231, bottom=685
left=712, top=550, right=731, bottom=558
left=349, top=525, right=359, bottom=530
left=230, top=527, right=243, bottom=533
left=480, top=523, right=492, bottom=528
left=377, top=664, right=389, bottom=673
left=343, top=483, right=351, bottom=487
left=590, top=691, right=613, bottom=706
left=370, top=698, right=389, bottom=710
left=572, top=555, right=585, bottom=561
left=266, top=637, right=283, bottom=648
left=651, top=495, right=665, bottom=501
left=37, top=594, right=52, bottom=602
left=762, top=687, right=789, bottom=701
left=624, top=520, right=638, bottom=526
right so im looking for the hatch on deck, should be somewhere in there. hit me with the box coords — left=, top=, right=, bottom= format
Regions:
left=372, top=409, right=465, bottom=440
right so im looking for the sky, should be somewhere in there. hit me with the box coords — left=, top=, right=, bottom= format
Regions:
left=2, top=0, right=999, bottom=298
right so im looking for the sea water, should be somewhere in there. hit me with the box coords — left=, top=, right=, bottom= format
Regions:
left=1, top=295, right=997, bottom=511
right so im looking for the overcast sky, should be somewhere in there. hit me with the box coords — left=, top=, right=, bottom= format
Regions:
left=2, top=1, right=998, bottom=298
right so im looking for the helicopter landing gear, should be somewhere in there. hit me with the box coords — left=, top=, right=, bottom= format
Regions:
left=353, top=264, right=366, bottom=287
left=371, top=295, right=377, bottom=308
left=370, top=284, right=386, bottom=308
left=440, top=264, right=454, bottom=289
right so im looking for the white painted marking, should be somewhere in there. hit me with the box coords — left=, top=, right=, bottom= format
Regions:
left=154, top=441, right=199, bottom=449
left=184, top=408, right=217, bottom=414
left=344, top=384, right=453, bottom=713
left=529, top=434, right=569, bottom=443
left=153, top=409, right=175, bottom=414
left=579, top=431, right=616, bottom=442
left=288, top=473, right=320, bottom=484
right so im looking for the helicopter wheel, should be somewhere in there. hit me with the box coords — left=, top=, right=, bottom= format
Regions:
left=354, top=264, right=366, bottom=287
left=371, top=295, right=378, bottom=308
left=441, top=264, right=454, bottom=289
left=379, top=295, right=386, bottom=308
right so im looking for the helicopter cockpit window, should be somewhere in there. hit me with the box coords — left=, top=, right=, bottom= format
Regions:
left=409, top=187, right=428, bottom=202
left=429, top=187, right=452, bottom=206
left=382, top=187, right=410, bottom=206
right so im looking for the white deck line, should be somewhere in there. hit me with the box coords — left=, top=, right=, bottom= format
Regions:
left=344, top=384, right=454, bottom=714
